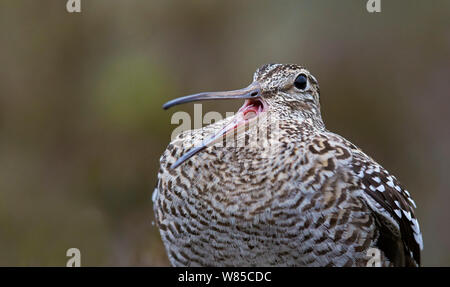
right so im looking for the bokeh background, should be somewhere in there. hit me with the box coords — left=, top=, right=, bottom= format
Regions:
left=0, top=0, right=449, bottom=266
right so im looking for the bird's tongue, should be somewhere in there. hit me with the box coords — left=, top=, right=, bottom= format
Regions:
left=239, top=101, right=261, bottom=120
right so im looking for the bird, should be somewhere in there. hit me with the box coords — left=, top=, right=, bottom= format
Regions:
left=153, top=63, right=423, bottom=267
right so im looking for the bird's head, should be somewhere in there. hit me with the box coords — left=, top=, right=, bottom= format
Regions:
left=252, top=63, right=321, bottom=116
left=163, top=63, right=323, bottom=168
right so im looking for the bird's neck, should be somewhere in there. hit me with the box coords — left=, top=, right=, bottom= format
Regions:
left=267, top=103, right=326, bottom=136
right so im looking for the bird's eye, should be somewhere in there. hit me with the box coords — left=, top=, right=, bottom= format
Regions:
left=294, top=74, right=308, bottom=90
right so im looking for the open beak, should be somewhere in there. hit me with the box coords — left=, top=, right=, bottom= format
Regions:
left=163, top=82, right=266, bottom=169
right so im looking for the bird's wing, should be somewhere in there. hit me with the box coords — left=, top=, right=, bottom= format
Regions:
left=305, top=131, right=422, bottom=266
left=342, top=138, right=423, bottom=266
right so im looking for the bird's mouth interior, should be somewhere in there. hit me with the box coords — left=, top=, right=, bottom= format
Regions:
left=239, top=98, right=265, bottom=121
left=163, top=82, right=266, bottom=168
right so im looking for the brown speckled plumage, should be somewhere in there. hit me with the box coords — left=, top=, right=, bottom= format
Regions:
left=153, top=64, right=423, bottom=266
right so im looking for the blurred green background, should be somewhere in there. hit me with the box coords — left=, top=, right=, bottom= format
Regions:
left=0, top=0, right=449, bottom=266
